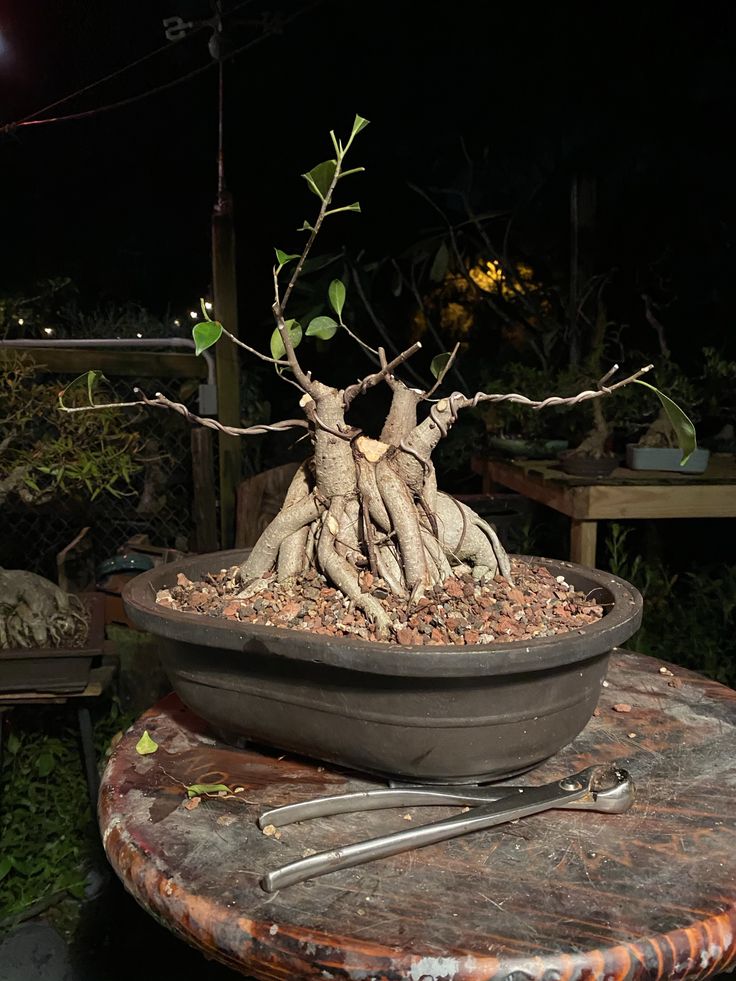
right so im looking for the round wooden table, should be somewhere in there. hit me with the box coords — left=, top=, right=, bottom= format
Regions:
left=100, top=650, right=736, bottom=980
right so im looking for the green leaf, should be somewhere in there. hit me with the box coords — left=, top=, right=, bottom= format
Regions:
left=297, top=220, right=315, bottom=233
left=36, top=753, right=55, bottom=777
left=306, top=316, right=338, bottom=340
left=59, top=370, right=106, bottom=409
left=429, top=242, right=450, bottom=283
left=7, top=732, right=21, bottom=755
left=270, top=320, right=302, bottom=361
left=430, top=352, right=452, bottom=380
left=327, top=202, right=361, bottom=215
left=351, top=114, right=370, bottom=138
left=302, top=159, right=337, bottom=200
left=135, top=730, right=158, bottom=755
left=328, top=279, right=346, bottom=317
left=275, top=248, right=300, bottom=267
left=192, top=320, right=222, bottom=356
left=185, top=783, right=230, bottom=798
left=634, top=380, right=697, bottom=465
left=87, top=369, right=104, bottom=404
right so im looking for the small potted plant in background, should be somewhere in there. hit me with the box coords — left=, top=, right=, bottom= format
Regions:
left=62, top=118, right=695, bottom=784
left=624, top=294, right=707, bottom=473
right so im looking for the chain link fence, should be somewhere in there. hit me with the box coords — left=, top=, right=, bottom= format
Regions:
left=1, top=370, right=206, bottom=583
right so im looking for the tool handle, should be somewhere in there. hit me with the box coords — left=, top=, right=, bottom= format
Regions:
left=258, top=786, right=512, bottom=828
left=261, top=780, right=582, bottom=892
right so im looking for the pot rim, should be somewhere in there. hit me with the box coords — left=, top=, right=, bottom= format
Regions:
left=123, top=550, right=642, bottom=678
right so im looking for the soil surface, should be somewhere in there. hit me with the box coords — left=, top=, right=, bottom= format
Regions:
left=156, top=560, right=604, bottom=646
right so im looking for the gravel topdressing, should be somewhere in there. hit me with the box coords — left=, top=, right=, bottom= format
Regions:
left=156, top=559, right=605, bottom=646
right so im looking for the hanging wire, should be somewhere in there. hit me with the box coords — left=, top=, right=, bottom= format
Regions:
left=1, top=1, right=322, bottom=139
left=2, top=61, right=215, bottom=135
left=18, top=39, right=196, bottom=124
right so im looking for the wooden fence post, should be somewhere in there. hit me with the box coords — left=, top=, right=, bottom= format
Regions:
left=212, top=191, right=241, bottom=548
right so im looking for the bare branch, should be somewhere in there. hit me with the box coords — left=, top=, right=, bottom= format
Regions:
left=60, top=390, right=309, bottom=438
left=429, top=364, right=655, bottom=434
left=349, top=263, right=427, bottom=388
left=340, top=317, right=380, bottom=359
left=219, top=323, right=289, bottom=366
left=378, top=347, right=397, bottom=391
left=343, top=342, right=422, bottom=407
left=281, top=160, right=343, bottom=312
left=270, top=262, right=315, bottom=395
left=313, top=412, right=357, bottom=441
left=394, top=364, right=655, bottom=491
left=642, top=293, right=671, bottom=359
left=421, top=342, right=461, bottom=401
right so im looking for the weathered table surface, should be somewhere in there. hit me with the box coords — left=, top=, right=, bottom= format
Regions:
left=100, top=650, right=736, bottom=981
left=472, top=454, right=736, bottom=567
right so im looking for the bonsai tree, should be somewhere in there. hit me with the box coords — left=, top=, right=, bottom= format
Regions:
left=61, top=117, right=694, bottom=638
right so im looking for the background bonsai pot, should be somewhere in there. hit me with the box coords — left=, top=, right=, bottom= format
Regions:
left=558, top=450, right=621, bottom=478
left=124, top=550, right=642, bottom=783
left=625, top=444, right=710, bottom=474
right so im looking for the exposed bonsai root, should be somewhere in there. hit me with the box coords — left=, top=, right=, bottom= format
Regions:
left=316, top=504, right=392, bottom=636
left=420, top=527, right=453, bottom=581
left=376, top=458, right=431, bottom=590
left=241, top=492, right=321, bottom=580
left=336, top=497, right=362, bottom=565
left=239, top=445, right=513, bottom=631
left=277, top=528, right=309, bottom=580
left=276, top=462, right=314, bottom=581
left=374, top=541, right=406, bottom=596
left=435, top=493, right=511, bottom=581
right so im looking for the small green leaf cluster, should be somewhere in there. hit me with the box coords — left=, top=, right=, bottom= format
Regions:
left=2, top=353, right=143, bottom=505
left=0, top=719, right=94, bottom=919
left=188, top=116, right=370, bottom=370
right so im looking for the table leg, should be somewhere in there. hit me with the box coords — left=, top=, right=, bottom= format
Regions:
left=570, top=519, right=598, bottom=567
left=77, top=706, right=99, bottom=815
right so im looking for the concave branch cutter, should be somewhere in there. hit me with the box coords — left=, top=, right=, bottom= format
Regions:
left=258, top=762, right=634, bottom=892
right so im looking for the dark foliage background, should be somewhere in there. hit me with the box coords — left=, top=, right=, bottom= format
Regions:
left=1, top=1, right=734, bottom=364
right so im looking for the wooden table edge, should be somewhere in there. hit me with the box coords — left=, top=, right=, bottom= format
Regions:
left=100, top=813, right=736, bottom=981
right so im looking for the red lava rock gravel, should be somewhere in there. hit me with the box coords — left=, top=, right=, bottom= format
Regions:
left=156, top=559, right=605, bottom=647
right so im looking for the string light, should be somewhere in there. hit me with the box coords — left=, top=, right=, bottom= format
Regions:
left=43, top=327, right=54, bottom=335
left=204, top=301, right=213, bottom=311
left=189, top=311, right=198, bottom=320
left=173, top=319, right=181, bottom=327
left=17, top=317, right=24, bottom=325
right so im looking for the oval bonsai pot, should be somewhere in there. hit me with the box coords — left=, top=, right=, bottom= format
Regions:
left=123, top=551, right=642, bottom=784
left=558, top=451, right=620, bottom=477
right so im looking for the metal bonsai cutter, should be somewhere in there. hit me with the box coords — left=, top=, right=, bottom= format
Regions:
left=258, top=762, right=634, bottom=891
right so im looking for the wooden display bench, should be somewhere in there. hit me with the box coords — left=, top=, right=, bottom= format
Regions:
left=472, top=453, right=736, bottom=566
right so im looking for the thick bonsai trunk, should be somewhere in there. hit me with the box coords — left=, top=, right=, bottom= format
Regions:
left=239, top=383, right=510, bottom=635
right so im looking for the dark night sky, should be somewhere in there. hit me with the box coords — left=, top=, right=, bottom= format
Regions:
left=1, top=2, right=735, bottom=356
